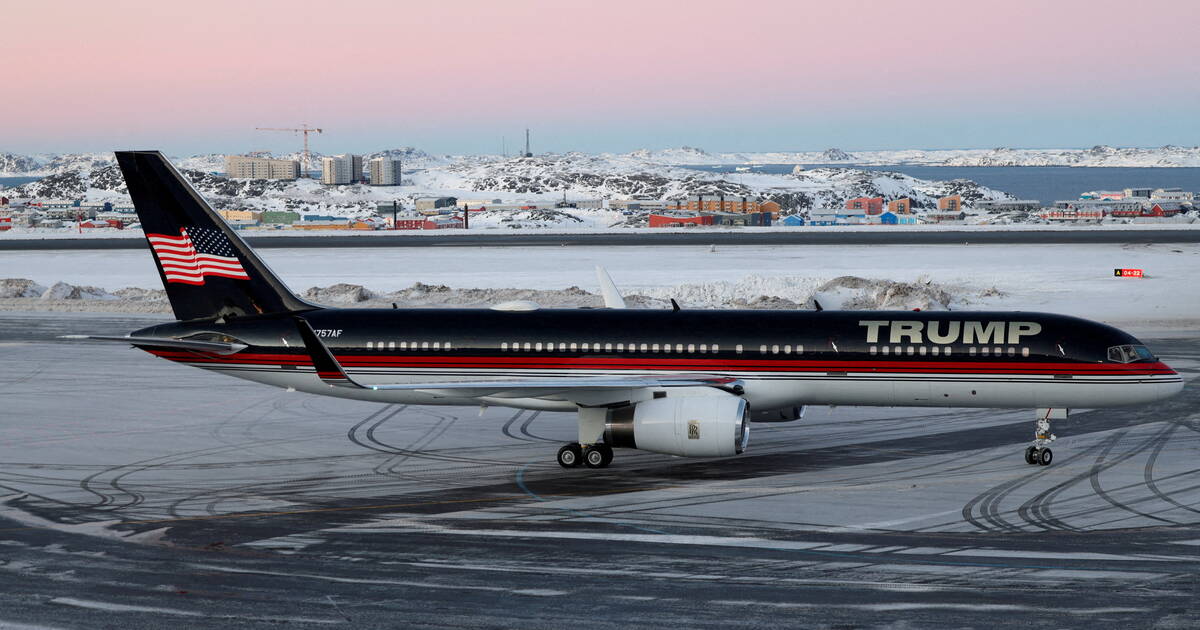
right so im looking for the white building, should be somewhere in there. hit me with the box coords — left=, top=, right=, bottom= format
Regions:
left=321, top=154, right=362, bottom=185
left=224, top=155, right=301, bottom=180
left=368, top=158, right=403, bottom=186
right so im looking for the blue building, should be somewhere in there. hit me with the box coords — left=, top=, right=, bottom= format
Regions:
left=879, top=211, right=918, bottom=225
left=778, top=215, right=805, bottom=226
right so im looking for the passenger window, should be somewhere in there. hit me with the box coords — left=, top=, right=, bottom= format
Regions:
left=421, top=342, right=429, bottom=350
left=501, top=342, right=508, bottom=351
left=1007, top=347, right=1015, bottom=357
left=712, top=344, right=719, bottom=353
left=676, top=344, right=684, bottom=353
left=558, top=343, right=566, bottom=351
left=736, top=344, right=743, bottom=354
left=944, top=347, right=952, bottom=357
left=771, top=345, right=779, bottom=354
left=641, top=343, right=648, bottom=352
left=652, top=344, right=660, bottom=352
left=617, top=343, right=624, bottom=352
left=993, top=347, right=1002, bottom=356
left=700, top=344, right=708, bottom=353
left=931, top=347, right=939, bottom=356
left=869, top=346, right=877, bottom=355
left=969, top=347, right=977, bottom=356
left=906, top=346, right=915, bottom=356
left=918, top=346, right=927, bottom=356
left=536, top=342, right=543, bottom=351
left=605, top=343, right=613, bottom=352
left=981, top=347, right=989, bottom=356
left=759, top=345, right=767, bottom=354
left=688, top=344, right=696, bottom=353
left=1022, top=347, right=1030, bottom=357
left=524, top=342, right=532, bottom=351
left=366, top=341, right=373, bottom=350
left=881, top=346, right=890, bottom=355
left=444, top=341, right=452, bottom=350
left=400, top=342, right=408, bottom=350
left=784, top=345, right=791, bottom=354
left=432, top=342, right=440, bottom=350
left=796, top=344, right=804, bottom=354
left=570, top=343, right=577, bottom=351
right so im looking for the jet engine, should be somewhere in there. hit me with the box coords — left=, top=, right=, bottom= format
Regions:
left=604, top=389, right=749, bottom=457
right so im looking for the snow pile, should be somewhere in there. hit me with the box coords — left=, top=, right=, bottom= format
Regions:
left=0, top=275, right=982, bottom=314
left=40, top=281, right=115, bottom=301
left=0, top=278, right=46, bottom=298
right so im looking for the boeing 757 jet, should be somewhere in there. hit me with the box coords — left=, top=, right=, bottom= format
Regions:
left=67, top=152, right=1184, bottom=469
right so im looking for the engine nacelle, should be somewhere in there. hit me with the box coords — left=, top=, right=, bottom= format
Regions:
left=604, top=390, right=749, bottom=457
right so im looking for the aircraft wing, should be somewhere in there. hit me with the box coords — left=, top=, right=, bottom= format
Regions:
left=60, top=335, right=247, bottom=355
left=293, top=317, right=739, bottom=399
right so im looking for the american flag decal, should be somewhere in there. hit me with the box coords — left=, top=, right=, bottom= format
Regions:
left=147, top=227, right=250, bottom=285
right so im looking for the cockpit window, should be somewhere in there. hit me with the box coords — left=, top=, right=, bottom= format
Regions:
left=1107, top=345, right=1156, bottom=363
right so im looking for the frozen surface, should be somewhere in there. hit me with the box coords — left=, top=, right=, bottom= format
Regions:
left=0, top=318, right=1198, bottom=628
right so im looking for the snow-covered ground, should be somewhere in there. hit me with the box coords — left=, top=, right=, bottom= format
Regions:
left=2, top=242, right=1197, bottom=330
left=5, top=145, right=1200, bottom=178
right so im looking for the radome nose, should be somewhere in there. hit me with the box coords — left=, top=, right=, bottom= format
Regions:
left=1160, top=365, right=1185, bottom=400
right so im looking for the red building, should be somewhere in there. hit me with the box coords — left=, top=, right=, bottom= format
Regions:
left=845, top=197, right=884, bottom=214
left=423, top=216, right=464, bottom=229
left=649, top=214, right=714, bottom=228
left=0, top=217, right=11, bottom=231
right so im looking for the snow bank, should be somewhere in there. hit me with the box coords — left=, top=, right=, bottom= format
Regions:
left=0, top=275, right=986, bottom=314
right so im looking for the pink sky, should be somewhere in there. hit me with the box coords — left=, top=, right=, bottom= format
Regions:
left=4, top=0, right=1198, bottom=154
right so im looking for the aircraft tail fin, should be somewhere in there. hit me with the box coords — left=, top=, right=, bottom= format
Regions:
left=115, top=150, right=318, bottom=321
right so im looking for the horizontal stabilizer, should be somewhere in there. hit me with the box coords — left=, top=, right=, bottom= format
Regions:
left=59, top=335, right=246, bottom=355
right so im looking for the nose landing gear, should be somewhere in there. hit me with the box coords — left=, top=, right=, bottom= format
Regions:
left=1025, top=410, right=1059, bottom=466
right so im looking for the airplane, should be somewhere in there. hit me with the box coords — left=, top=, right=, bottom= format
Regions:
left=66, top=151, right=1185, bottom=470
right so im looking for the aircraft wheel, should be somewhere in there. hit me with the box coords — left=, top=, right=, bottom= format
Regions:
left=583, top=445, right=608, bottom=469
left=598, top=444, right=614, bottom=467
left=1037, top=448, right=1053, bottom=466
left=557, top=443, right=583, bottom=468
left=1024, top=446, right=1039, bottom=465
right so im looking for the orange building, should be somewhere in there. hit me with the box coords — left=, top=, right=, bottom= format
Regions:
left=845, top=197, right=884, bottom=214
left=938, top=195, right=962, bottom=212
left=666, top=195, right=778, bottom=216
left=888, top=198, right=913, bottom=214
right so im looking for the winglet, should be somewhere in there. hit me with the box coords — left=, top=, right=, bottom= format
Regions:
left=595, top=266, right=627, bottom=309
left=294, top=317, right=365, bottom=389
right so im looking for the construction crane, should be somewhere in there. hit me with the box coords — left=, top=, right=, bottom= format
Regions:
left=255, top=125, right=323, bottom=177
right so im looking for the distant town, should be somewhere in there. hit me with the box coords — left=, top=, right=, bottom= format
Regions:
left=0, top=150, right=1196, bottom=232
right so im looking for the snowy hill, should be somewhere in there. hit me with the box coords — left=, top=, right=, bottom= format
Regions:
left=617, top=145, right=1200, bottom=167
left=1, top=152, right=1013, bottom=229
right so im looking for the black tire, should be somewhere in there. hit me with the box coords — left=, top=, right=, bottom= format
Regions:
left=584, top=445, right=607, bottom=469
left=598, top=444, right=614, bottom=467
left=1024, top=446, right=1038, bottom=465
left=557, top=443, right=582, bottom=468
left=1038, top=448, right=1053, bottom=466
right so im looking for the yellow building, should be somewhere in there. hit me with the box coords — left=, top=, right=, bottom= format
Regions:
left=218, top=209, right=262, bottom=222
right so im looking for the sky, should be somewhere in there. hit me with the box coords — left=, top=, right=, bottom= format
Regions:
left=3, top=0, right=1199, bottom=156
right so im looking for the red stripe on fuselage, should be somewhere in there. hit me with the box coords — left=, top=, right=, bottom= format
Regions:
left=142, top=350, right=1177, bottom=376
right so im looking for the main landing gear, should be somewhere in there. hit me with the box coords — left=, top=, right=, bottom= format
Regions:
left=1024, top=411, right=1057, bottom=466
left=557, top=406, right=616, bottom=469
left=557, top=443, right=614, bottom=469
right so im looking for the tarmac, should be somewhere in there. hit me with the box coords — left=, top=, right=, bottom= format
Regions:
left=3, top=227, right=1200, bottom=250
left=1, top=312, right=1199, bottom=629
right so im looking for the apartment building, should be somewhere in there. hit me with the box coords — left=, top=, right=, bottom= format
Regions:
left=224, top=155, right=301, bottom=180
left=368, top=158, right=403, bottom=186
